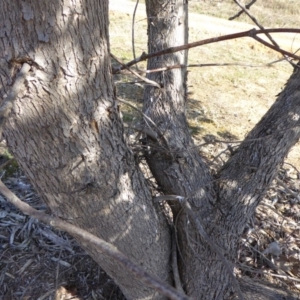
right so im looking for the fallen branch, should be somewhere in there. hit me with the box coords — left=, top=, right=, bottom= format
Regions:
left=112, top=28, right=300, bottom=74
left=0, top=180, right=191, bottom=300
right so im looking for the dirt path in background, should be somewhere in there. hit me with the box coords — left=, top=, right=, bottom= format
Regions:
left=109, top=0, right=300, bottom=168
left=109, top=0, right=300, bottom=50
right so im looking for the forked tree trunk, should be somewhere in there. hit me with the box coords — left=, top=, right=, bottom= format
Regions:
left=1, top=0, right=300, bottom=299
left=143, top=1, right=300, bottom=299
left=0, top=1, right=171, bottom=299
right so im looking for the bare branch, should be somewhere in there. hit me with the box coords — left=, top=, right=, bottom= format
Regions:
left=232, top=0, right=298, bottom=68
left=232, top=0, right=285, bottom=61
left=0, top=180, right=191, bottom=300
left=111, top=53, right=161, bottom=88
left=171, top=227, right=185, bottom=295
left=116, top=58, right=284, bottom=77
left=132, top=0, right=140, bottom=71
left=117, top=97, right=173, bottom=155
left=112, top=28, right=300, bottom=74
left=145, top=60, right=280, bottom=74
left=229, top=0, right=257, bottom=20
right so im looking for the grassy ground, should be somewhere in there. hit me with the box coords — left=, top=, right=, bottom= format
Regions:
left=189, top=0, right=300, bottom=28
left=112, top=0, right=300, bottom=166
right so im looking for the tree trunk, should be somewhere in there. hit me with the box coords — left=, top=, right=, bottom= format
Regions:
left=1, top=0, right=300, bottom=299
left=143, top=1, right=300, bottom=299
left=0, top=1, right=171, bottom=299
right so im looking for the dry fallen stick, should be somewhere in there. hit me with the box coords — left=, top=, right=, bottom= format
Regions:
left=0, top=180, right=191, bottom=300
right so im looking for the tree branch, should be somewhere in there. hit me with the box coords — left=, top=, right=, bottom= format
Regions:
left=111, top=53, right=161, bottom=88
left=131, top=0, right=140, bottom=70
left=112, top=28, right=300, bottom=74
left=232, top=0, right=295, bottom=67
left=0, top=180, right=191, bottom=300
left=229, top=0, right=257, bottom=20
left=217, top=62, right=300, bottom=236
left=233, top=0, right=279, bottom=49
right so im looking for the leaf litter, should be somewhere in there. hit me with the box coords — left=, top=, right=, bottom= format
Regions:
left=0, top=165, right=125, bottom=300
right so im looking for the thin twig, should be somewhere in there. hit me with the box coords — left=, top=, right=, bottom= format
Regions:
left=112, top=28, right=300, bottom=74
left=0, top=180, right=190, bottom=300
left=132, top=0, right=139, bottom=71
left=111, top=53, right=161, bottom=88
left=232, top=0, right=295, bottom=68
left=264, top=273, right=300, bottom=283
left=117, top=59, right=283, bottom=77
left=0, top=63, right=31, bottom=139
left=146, top=61, right=277, bottom=73
left=284, top=162, right=300, bottom=177
left=233, top=0, right=279, bottom=49
left=117, top=97, right=172, bottom=154
left=229, top=0, right=257, bottom=20
left=276, top=178, right=299, bottom=199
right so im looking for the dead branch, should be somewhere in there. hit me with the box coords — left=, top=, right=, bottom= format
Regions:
left=145, top=61, right=277, bottom=74
left=0, top=180, right=190, bottom=300
left=112, top=28, right=300, bottom=74
left=111, top=53, right=161, bottom=88
left=231, top=0, right=296, bottom=67
left=116, top=59, right=283, bottom=77
left=233, top=0, right=279, bottom=48
left=132, top=0, right=139, bottom=71
left=117, top=97, right=173, bottom=155
left=229, top=0, right=257, bottom=20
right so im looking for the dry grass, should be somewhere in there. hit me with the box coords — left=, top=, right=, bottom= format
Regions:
left=117, top=0, right=300, bottom=167
left=189, top=0, right=300, bottom=28
left=0, top=164, right=125, bottom=300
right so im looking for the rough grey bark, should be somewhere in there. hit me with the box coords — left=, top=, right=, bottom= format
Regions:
left=1, top=0, right=300, bottom=299
left=143, top=1, right=300, bottom=299
left=0, top=1, right=171, bottom=299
